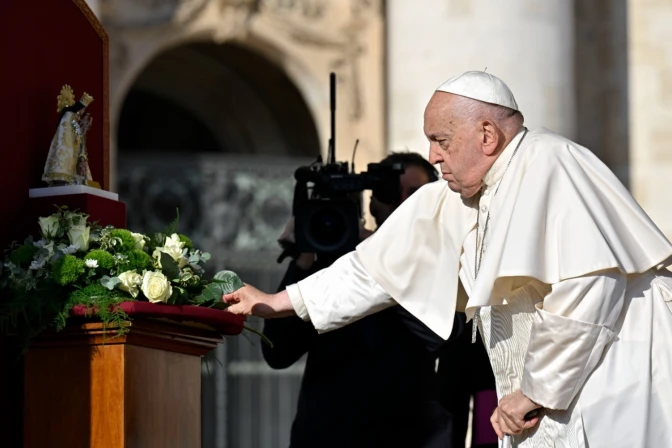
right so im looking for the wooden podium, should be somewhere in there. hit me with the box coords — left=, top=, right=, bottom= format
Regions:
left=24, top=320, right=223, bottom=448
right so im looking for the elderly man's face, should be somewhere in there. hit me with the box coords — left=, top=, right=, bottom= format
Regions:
left=424, top=93, right=486, bottom=198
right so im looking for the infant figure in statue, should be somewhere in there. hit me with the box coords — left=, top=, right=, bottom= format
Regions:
left=42, top=85, right=95, bottom=186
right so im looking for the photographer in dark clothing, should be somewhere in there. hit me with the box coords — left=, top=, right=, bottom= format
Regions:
left=262, top=153, right=465, bottom=448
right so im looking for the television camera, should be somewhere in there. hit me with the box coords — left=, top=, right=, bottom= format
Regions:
left=288, top=73, right=405, bottom=260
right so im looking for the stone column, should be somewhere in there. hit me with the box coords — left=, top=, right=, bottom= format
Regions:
left=628, top=0, right=672, bottom=238
left=386, top=0, right=575, bottom=154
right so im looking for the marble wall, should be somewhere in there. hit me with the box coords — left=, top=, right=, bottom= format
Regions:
left=386, top=0, right=672, bottom=237
left=386, top=0, right=575, bottom=155
left=628, top=0, right=672, bottom=237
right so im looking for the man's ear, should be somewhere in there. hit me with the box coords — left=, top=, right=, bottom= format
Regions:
left=481, top=121, right=499, bottom=156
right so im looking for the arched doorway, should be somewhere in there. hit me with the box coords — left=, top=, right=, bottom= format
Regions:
left=116, top=41, right=320, bottom=448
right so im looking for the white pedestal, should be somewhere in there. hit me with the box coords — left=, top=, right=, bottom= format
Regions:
left=28, top=185, right=118, bottom=201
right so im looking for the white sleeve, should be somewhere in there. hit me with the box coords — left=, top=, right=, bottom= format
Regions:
left=521, top=269, right=626, bottom=410
left=285, top=251, right=395, bottom=333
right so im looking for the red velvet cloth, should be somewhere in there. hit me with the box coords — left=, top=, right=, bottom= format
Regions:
left=70, top=302, right=246, bottom=336
left=28, top=193, right=127, bottom=235
left=0, top=0, right=108, bottom=249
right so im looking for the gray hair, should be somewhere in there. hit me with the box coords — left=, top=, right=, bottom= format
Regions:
left=453, top=95, right=524, bottom=130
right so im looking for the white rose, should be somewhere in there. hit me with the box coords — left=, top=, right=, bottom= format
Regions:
left=85, top=259, right=98, bottom=268
left=67, top=225, right=90, bottom=252
left=131, top=232, right=146, bottom=251
left=153, top=233, right=187, bottom=267
left=163, top=233, right=185, bottom=258
left=141, top=270, right=173, bottom=303
left=118, top=270, right=143, bottom=298
left=38, top=215, right=60, bottom=238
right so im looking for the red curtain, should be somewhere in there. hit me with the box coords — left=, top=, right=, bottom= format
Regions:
left=0, top=0, right=109, bottom=248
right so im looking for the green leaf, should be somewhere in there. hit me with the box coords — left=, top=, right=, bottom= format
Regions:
left=162, top=209, right=180, bottom=236
left=100, top=275, right=121, bottom=291
left=191, top=283, right=224, bottom=305
left=192, top=271, right=244, bottom=306
left=213, top=270, right=244, bottom=292
left=211, top=301, right=230, bottom=310
left=160, top=253, right=180, bottom=281
left=169, top=286, right=189, bottom=305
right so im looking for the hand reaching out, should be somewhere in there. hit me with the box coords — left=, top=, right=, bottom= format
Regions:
left=222, top=285, right=297, bottom=319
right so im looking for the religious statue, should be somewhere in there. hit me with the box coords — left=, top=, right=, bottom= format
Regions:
left=42, top=85, right=96, bottom=187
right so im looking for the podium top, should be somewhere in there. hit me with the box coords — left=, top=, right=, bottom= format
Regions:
left=32, top=319, right=228, bottom=357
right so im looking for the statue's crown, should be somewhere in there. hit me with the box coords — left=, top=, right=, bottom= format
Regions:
left=80, top=92, right=94, bottom=107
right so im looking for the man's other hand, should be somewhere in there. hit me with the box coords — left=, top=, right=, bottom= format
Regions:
left=222, top=286, right=296, bottom=319
left=490, top=390, right=541, bottom=439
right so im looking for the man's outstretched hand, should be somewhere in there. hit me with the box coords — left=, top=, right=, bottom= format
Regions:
left=222, top=285, right=297, bottom=319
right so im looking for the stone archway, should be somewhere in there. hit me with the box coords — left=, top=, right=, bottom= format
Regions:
left=116, top=41, right=320, bottom=237
left=118, top=41, right=320, bottom=157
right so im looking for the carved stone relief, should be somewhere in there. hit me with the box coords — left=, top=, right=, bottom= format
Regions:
left=100, top=0, right=262, bottom=29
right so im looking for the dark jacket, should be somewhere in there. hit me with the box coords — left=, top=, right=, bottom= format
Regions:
left=262, top=260, right=465, bottom=448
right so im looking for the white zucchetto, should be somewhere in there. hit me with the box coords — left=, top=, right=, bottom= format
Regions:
left=436, top=71, right=519, bottom=111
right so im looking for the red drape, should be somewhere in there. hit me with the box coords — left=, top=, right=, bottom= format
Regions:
left=0, top=0, right=109, bottom=249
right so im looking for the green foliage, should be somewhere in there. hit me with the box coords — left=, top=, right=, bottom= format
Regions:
left=160, top=253, right=181, bottom=281
left=109, top=229, right=136, bottom=253
left=163, top=209, right=180, bottom=236
left=100, top=275, right=121, bottom=291
left=178, top=234, right=193, bottom=250
left=147, top=209, right=180, bottom=253
left=10, top=245, right=39, bottom=266
left=192, top=270, right=244, bottom=308
left=0, top=207, right=265, bottom=355
left=0, top=276, right=66, bottom=353
left=118, top=250, right=152, bottom=273
left=52, top=255, right=85, bottom=286
left=57, top=284, right=130, bottom=338
left=84, top=250, right=115, bottom=270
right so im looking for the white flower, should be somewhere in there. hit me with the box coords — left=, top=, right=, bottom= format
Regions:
left=118, top=270, right=143, bottom=298
left=131, top=232, right=146, bottom=251
left=29, top=258, right=46, bottom=270
left=85, top=259, right=98, bottom=268
left=141, top=270, right=173, bottom=303
left=152, top=233, right=187, bottom=268
left=38, top=215, right=60, bottom=239
left=67, top=225, right=90, bottom=252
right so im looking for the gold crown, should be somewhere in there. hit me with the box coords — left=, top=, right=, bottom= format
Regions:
left=80, top=92, right=94, bottom=107
left=56, top=85, right=76, bottom=113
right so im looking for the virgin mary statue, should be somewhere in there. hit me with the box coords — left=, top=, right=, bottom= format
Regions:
left=42, top=85, right=95, bottom=186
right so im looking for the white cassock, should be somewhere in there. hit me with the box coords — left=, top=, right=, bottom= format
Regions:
left=285, top=127, right=672, bottom=448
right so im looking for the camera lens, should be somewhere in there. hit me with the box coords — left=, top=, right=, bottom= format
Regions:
left=309, top=207, right=347, bottom=247
left=295, top=199, right=359, bottom=254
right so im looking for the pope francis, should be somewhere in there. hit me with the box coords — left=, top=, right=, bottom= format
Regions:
left=223, top=71, right=672, bottom=447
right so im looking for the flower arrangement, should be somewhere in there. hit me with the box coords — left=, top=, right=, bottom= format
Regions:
left=0, top=207, right=250, bottom=350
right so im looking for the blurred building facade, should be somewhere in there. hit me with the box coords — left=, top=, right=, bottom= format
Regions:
left=85, top=0, right=672, bottom=447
